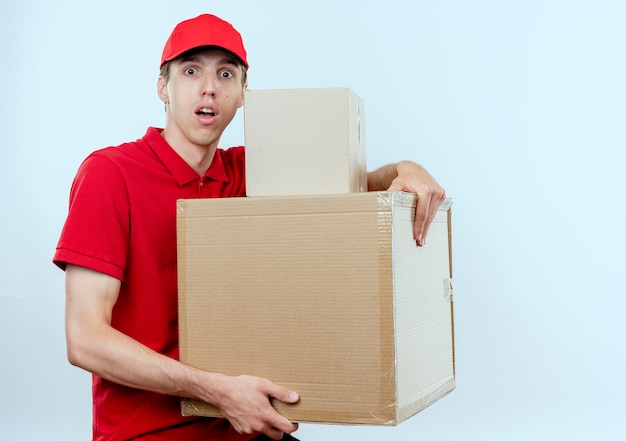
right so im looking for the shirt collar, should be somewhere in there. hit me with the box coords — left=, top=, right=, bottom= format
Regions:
left=143, top=127, right=229, bottom=186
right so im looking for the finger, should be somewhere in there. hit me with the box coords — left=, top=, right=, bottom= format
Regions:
left=265, top=409, right=298, bottom=435
left=269, top=386, right=299, bottom=405
left=418, top=200, right=436, bottom=246
left=413, top=195, right=430, bottom=246
left=422, top=192, right=445, bottom=241
left=264, top=386, right=299, bottom=433
left=263, top=426, right=285, bottom=440
left=418, top=192, right=446, bottom=246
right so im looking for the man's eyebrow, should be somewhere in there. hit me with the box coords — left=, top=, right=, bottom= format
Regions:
left=217, top=56, right=239, bottom=67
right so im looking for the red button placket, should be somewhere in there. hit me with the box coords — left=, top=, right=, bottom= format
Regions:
left=197, top=177, right=206, bottom=196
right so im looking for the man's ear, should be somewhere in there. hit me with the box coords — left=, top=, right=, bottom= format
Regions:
left=157, top=76, right=169, bottom=104
left=237, top=82, right=248, bottom=109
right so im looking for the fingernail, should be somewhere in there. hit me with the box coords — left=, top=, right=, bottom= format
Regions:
left=289, top=392, right=299, bottom=401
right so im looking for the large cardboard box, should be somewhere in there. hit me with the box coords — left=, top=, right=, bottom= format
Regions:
left=177, top=191, right=455, bottom=425
left=244, top=88, right=367, bottom=196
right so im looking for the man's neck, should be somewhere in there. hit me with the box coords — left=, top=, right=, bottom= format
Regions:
left=161, top=128, right=219, bottom=176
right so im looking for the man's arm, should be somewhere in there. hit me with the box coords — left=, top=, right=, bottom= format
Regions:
left=367, top=161, right=446, bottom=246
left=64, top=264, right=298, bottom=440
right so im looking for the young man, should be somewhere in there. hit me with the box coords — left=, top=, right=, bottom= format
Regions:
left=54, top=14, right=445, bottom=441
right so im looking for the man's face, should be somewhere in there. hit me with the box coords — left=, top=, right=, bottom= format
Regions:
left=158, top=48, right=247, bottom=150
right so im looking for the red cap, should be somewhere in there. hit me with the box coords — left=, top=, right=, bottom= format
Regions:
left=160, top=14, right=248, bottom=68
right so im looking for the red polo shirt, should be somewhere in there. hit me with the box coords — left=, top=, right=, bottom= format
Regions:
left=54, top=127, right=253, bottom=441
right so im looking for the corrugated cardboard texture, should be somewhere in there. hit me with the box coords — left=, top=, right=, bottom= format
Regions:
left=177, top=192, right=454, bottom=425
left=244, top=88, right=367, bottom=196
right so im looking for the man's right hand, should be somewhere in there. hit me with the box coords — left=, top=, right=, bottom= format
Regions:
left=208, top=373, right=299, bottom=440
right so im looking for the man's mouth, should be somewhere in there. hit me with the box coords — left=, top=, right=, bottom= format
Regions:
left=196, top=108, right=216, bottom=116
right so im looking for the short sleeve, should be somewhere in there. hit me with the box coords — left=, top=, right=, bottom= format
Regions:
left=53, top=151, right=130, bottom=280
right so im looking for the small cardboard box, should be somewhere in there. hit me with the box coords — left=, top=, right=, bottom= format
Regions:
left=244, top=88, right=367, bottom=196
left=177, top=192, right=455, bottom=425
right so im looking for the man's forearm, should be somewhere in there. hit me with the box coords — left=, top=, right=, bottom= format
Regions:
left=367, top=163, right=399, bottom=191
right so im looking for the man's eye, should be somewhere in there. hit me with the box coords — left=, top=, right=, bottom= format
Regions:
left=185, top=67, right=197, bottom=75
left=220, top=70, right=233, bottom=79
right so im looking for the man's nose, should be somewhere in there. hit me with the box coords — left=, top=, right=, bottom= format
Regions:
left=202, top=75, right=217, bottom=97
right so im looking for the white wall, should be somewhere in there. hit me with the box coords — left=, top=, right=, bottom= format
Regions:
left=1, top=1, right=624, bottom=439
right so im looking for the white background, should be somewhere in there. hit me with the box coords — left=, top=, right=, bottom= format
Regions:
left=1, top=1, right=624, bottom=439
